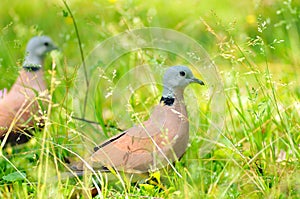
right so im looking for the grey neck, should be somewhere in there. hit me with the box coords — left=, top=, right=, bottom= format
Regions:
left=22, top=53, right=44, bottom=72
left=161, top=87, right=184, bottom=106
left=162, top=87, right=175, bottom=99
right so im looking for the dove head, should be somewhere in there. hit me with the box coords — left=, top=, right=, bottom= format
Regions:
left=162, top=66, right=204, bottom=100
left=23, top=36, right=57, bottom=69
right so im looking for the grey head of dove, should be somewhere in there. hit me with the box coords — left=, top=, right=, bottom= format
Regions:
left=23, top=36, right=57, bottom=71
left=161, top=65, right=204, bottom=105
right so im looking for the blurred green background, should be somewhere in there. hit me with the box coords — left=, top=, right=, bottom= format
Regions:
left=0, top=0, right=299, bottom=198
left=1, top=0, right=299, bottom=86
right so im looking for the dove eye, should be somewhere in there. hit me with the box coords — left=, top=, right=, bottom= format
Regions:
left=179, top=71, right=186, bottom=77
left=44, top=42, right=49, bottom=46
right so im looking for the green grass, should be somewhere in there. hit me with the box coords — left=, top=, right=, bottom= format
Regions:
left=0, top=0, right=299, bottom=198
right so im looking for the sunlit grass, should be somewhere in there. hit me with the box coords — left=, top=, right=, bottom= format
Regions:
left=0, top=0, right=299, bottom=198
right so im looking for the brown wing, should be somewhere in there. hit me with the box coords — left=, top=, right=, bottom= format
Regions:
left=86, top=103, right=189, bottom=173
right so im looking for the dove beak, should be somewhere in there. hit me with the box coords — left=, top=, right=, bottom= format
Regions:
left=51, top=44, right=59, bottom=51
left=191, top=77, right=205, bottom=85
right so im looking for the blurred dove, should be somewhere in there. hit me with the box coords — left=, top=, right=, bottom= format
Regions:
left=0, top=36, right=57, bottom=146
left=71, top=66, right=204, bottom=175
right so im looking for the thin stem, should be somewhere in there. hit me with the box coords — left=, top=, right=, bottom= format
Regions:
left=62, top=0, right=89, bottom=118
left=71, top=116, right=124, bottom=132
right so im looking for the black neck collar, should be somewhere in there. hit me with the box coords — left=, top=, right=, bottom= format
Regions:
left=23, top=65, right=42, bottom=72
left=160, top=96, right=175, bottom=106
